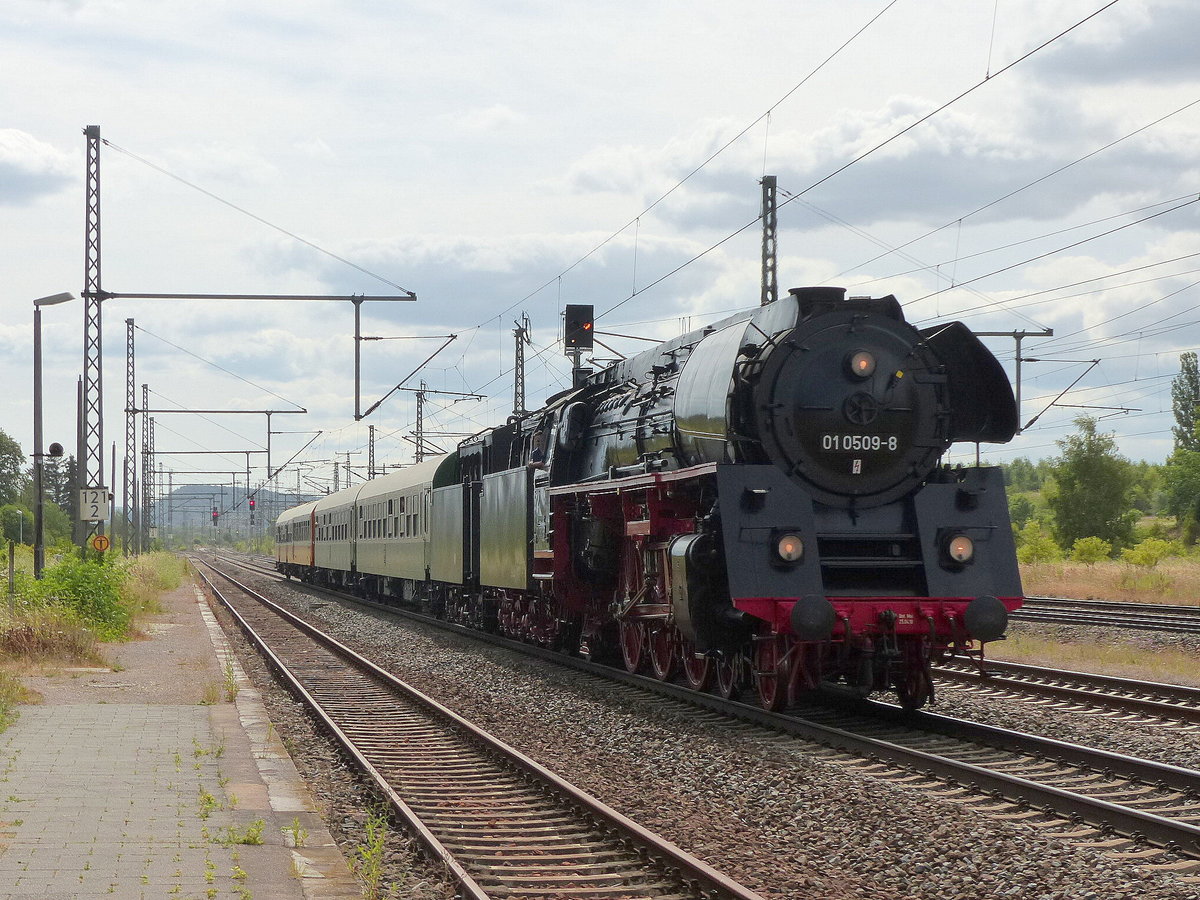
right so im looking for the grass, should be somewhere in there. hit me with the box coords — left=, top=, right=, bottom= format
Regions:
left=1003, top=557, right=1200, bottom=686
left=284, top=817, right=307, bottom=848
left=0, top=673, right=30, bottom=730
left=1021, top=558, right=1200, bottom=605
left=217, top=820, right=265, bottom=846
left=989, top=629, right=1200, bottom=687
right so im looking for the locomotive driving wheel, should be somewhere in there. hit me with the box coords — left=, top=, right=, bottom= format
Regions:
left=714, top=652, right=740, bottom=699
left=619, top=620, right=646, bottom=674
left=648, top=626, right=676, bottom=681
left=754, top=627, right=790, bottom=711
left=680, top=641, right=712, bottom=691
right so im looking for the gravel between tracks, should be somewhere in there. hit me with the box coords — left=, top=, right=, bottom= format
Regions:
left=219, top=571, right=1200, bottom=900
left=939, top=622, right=1200, bottom=774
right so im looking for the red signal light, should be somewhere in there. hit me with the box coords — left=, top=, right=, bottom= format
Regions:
left=248, top=498, right=255, bottom=509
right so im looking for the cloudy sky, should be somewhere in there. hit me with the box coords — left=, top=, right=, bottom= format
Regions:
left=3, top=0, right=1198, bottom=498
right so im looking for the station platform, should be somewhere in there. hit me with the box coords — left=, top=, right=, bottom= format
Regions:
left=0, top=578, right=361, bottom=899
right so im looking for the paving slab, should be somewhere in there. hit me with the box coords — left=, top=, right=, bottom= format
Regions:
left=0, top=578, right=361, bottom=900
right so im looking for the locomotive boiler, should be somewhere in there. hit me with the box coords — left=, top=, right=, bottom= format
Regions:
left=278, top=285, right=1022, bottom=710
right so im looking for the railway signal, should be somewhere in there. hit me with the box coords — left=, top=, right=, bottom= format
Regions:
left=564, top=304, right=594, bottom=350
left=211, top=508, right=219, bottom=526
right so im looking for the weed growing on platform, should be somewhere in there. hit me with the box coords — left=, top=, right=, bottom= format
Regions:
left=223, top=659, right=238, bottom=702
left=0, top=552, right=193, bottom=731
left=3, top=550, right=186, bottom=650
left=0, top=672, right=28, bottom=730
left=284, top=817, right=307, bottom=848
left=198, top=788, right=221, bottom=819
left=24, top=556, right=130, bottom=640
left=354, top=807, right=389, bottom=900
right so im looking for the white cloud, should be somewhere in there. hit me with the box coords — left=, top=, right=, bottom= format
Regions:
left=441, top=104, right=528, bottom=132
left=2, top=0, right=1198, bottom=468
left=0, top=129, right=76, bottom=205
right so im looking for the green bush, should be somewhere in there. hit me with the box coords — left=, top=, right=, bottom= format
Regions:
left=1069, top=536, right=1112, bottom=565
left=1121, top=538, right=1177, bottom=569
left=27, top=557, right=130, bottom=640
left=1017, top=521, right=1063, bottom=564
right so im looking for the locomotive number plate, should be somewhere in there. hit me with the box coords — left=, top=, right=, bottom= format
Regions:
left=820, top=434, right=899, bottom=452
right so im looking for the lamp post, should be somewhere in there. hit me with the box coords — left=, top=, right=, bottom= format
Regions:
left=34, top=292, right=75, bottom=578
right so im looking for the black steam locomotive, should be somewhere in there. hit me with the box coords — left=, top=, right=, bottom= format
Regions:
left=277, top=286, right=1022, bottom=710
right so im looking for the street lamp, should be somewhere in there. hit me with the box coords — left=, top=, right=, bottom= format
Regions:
left=34, top=292, right=75, bottom=578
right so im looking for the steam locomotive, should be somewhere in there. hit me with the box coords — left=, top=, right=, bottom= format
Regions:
left=276, top=286, right=1022, bottom=710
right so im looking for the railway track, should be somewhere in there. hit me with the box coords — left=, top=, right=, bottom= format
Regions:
left=192, top=557, right=766, bottom=900
left=227, top=553, right=1200, bottom=729
left=934, top=658, right=1200, bottom=727
left=204, top=554, right=1200, bottom=870
left=1013, top=595, right=1200, bottom=634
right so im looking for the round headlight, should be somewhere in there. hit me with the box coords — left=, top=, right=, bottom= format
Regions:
left=947, top=534, right=975, bottom=564
left=847, top=350, right=876, bottom=378
left=776, top=533, right=804, bottom=563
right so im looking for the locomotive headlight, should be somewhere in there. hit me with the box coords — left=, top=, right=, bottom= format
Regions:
left=946, top=533, right=975, bottom=564
left=847, top=350, right=877, bottom=379
left=776, top=533, right=805, bottom=563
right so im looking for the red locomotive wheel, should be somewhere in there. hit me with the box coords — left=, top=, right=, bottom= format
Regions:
left=715, top=652, right=740, bottom=699
left=754, top=629, right=790, bottom=712
left=680, top=642, right=712, bottom=691
left=619, top=620, right=646, bottom=674
left=648, top=626, right=676, bottom=681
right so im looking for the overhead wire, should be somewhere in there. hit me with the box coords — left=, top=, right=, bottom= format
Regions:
left=464, top=0, right=905, bottom=334
left=135, top=324, right=306, bottom=411
left=100, top=138, right=414, bottom=295
left=834, top=95, right=1200, bottom=279
left=442, top=0, right=1135, bottom=458
left=905, top=195, right=1200, bottom=307
left=855, top=193, right=1198, bottom=291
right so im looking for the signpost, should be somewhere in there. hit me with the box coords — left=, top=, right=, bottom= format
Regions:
left=79, top=488, right=111, bottom=522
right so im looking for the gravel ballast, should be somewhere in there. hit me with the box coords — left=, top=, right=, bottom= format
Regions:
left=217, top=570, right=1200, bottom=900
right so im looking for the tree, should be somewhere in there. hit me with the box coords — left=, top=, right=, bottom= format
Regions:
left=1128, top=461, right=1164, bottom=515
left=43, top=455, right=74, bottom=509
left=1162, top=447, right=1200, bottom=542
left=0, top=429, right=26, bottom=506
left=1003, top=457, right=1051, bottom=493
left=1163, top=449, right=1200, bottom=518
left=42, top=500, right=72, bottom=545
left=1046, top=416, right=1137, bottom=550
left=0, top=504, right=32, bottom=544
left=1171, top=351, right=1200, bottom=452
left=1008, top=494, right=1036, bottom=530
